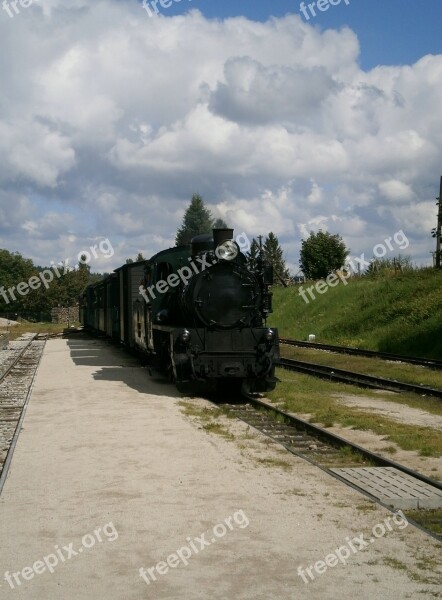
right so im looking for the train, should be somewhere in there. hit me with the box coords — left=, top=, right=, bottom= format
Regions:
left=80, top=228, right=280, bottom=394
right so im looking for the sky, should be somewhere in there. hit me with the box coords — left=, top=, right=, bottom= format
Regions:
left=1, top=0, right=442, bottom=273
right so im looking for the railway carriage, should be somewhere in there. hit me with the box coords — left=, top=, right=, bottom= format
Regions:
left=80, top=229, right=279, bottom=393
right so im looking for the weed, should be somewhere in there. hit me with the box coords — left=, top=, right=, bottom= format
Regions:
left=256, top=457, right=292, bottom=470
left=268, top=371, right=442, bottom=457
left=269, top=269, right=442, bottom=359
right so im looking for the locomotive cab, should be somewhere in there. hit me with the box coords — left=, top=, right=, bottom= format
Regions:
left=149, top=228, right=279, bottom=392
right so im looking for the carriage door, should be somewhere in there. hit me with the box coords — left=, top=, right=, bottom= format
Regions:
left=143, top=266, right=154, bottom=351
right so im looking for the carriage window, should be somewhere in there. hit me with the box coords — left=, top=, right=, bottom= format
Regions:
left=144, top=266, right=153, bottom=288
left=156, top=262, right=172, bottom=282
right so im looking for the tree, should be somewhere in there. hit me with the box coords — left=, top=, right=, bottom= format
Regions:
left=247, top=238, right=260, bottom=269
left=0, top=250, right=35, bottom=312
left=213, top=218, right=228, bottom=229
left=263, top=232, right=290, bottom=284
left=175, top=194, right=227, bottom=246
left=300, top=230, right=349, bottom=280
left=23, top=258, right=92, bottom=315
left=366, top=255, right=413, bottom=276
left=247, top=234, right=289, bottom=284
left=0, top=248, right=104, bottom=319
left=77, top=256, right=91, bottom=290
left=126, top=252, right=145, bottom=263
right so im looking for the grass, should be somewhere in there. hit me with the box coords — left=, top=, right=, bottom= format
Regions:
left=355, top=502, right=377, bottom=513
left=0, top=321, right=78, bottom=341
left=178, top=402, right=226, bottom=422
left=337, top=446, right=368, bottom=464
left=275, top=488, right=308, bottom=497
left=178, top=400, right=295, bottom=470
left=381, top=446, right=398, bottom=454
left=255, top=457, right=292, bottom=470
left=383, top=555, right=442, bottom=585
left=405, top=509, right=442, bottom=536
left=281, top=346, right=442, bottom=390
left=269, top=268, right=442, bottom=358
left=202, top=421, right=234, bottom=439
left=268, top=369, right=442, bottom=458
left=178, top=401, right=235, bottom=439
left=276, top=358, right=442, bottom=419
left=383, top=557, right=408, bottom=571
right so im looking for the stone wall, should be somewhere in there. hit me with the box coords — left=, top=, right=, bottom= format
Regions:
left=50, top=306, right=79, bottom=324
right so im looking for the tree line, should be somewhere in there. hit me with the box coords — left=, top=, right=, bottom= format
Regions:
left=174, top=194, right=290, bottom=282
left=0, top=193, right=361, bottom=321
left=0, top=251, right=103, bottom=319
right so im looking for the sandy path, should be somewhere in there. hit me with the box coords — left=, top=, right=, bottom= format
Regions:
left=0, top=339, right=440, bottom=600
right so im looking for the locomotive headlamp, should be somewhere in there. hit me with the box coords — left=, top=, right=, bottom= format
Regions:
left=264, top=328, right=274, bottom=342
left=215, top=240, right=238, bottom=261
left=180, top=329, right=191, bottom=343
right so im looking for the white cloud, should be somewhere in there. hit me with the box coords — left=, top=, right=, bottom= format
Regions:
left=379, top=180, right=415, bottom=203
left=0, top=120, right=76, bottom=187
left=0, top=3, right=440, bottom=271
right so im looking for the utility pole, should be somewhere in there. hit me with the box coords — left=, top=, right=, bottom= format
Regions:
left=435, top=176, right=442, bottom=269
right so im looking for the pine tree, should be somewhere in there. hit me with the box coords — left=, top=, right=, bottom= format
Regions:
left=125, top=252, right=145, bottom=264
left=175, top=194, right=215, bottom=246
left=247, top=238, right=260, bottom=269
left=263, top=232, right=289, bottom=284
left=77, top=257, right=91, bottom=290
left=213, top=217, right=228, bottom=229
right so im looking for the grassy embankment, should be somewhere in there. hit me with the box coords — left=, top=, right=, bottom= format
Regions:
left=267, top=269, right=442, bottom=460
left=269, top=268, right=442, bottom=358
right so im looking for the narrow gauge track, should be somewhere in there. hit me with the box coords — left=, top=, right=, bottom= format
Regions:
left=280, top=338, right=442, bottom=370
left=279, top=357, right=442, bottom=399
left=0, top=336, right=46, bottom=495
left=219, top=395, right=442, bottom=540
left=36, top=328, right=87, bottom=341
left=37, top=332, right=69, bottom=340
left=0, top=333, right=9, bottom=350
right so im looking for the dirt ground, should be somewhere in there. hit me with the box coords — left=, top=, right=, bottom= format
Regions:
left=335, top=392, right=442, bottom=431
left=0, top=338, right=440, bottom=600
left=275, top=392, right=442, bottom=480
left=0, top=319, right=18, bottom=327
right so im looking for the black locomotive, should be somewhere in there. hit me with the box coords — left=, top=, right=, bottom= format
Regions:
left=80, top=229, right=279, bottom=393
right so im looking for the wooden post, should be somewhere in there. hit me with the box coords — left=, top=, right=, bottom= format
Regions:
left=435, top=176, right=442, bottom=269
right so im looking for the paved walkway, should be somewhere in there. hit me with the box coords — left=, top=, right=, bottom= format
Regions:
left=0, top=338, right=440, bottom=599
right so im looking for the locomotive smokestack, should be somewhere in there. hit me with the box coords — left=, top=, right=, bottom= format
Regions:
left=213, top=228, right=234, bottom=250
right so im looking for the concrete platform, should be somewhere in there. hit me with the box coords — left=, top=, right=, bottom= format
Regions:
left=331, top=467, right=442, bottom=510
left=0, top=338, right=441, bottom=599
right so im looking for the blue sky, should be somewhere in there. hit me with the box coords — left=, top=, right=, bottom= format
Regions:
left=1, top=0, right=442, bottom=270
left=143, top=0, right=442, bottom=70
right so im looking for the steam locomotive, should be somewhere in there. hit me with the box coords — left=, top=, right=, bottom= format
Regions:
left=80, top=229, right=279, bottom=393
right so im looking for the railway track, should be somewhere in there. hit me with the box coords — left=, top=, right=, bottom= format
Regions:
left=36, top=328, right=85, bottom=341
left=0, top=333, right=9, bottom=350
left=218, top=395, right=442, bottom=540
left=280, top=338, right=442, bottom=370
left=279, top=356, right=442, bottom=399
left=0, top=335, right=46, bottom=495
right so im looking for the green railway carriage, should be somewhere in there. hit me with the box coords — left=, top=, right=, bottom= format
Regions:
left=80, top=229, right=279, bottom=393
